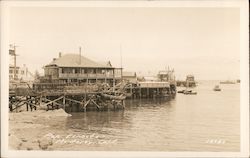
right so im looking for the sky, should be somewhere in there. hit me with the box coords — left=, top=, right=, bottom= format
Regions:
left=9, top=7, right=240, bottom=80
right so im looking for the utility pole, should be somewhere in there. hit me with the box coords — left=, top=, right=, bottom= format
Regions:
left=9, top=44, right=18, bottom=80
left=120, top=44, right=123, bottom=81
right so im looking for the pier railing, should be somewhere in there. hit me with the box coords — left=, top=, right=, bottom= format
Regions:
left=138, top=82, right=170, bottom=88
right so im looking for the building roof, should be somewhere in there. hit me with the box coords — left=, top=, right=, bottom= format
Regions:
left=143, top=76, right=158, bottom=81
left=9, top=65, right=20, bottom=69
left=122, top=71, right=136, bottom=77
left=46, top=54, right=113, bottom=68
left=97, top=61, right=112, bottom=67
left=186, top=75, right=194, bottom=78
left=158, top=71, right=168, bottom=75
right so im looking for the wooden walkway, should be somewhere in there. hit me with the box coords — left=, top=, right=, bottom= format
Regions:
left=9, top=81, right=176, bottom=112
left=9, top=90, right=126, bottom=113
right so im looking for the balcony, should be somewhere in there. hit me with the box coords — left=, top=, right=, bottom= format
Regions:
left=59, top=73, right=115, bottom=79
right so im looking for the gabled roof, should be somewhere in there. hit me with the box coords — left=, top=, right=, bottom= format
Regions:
left=97, top=61, right=112, bottom=67
left=45, top=54, right=113, bottom=68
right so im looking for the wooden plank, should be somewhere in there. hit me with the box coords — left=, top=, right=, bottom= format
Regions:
left=65, top=98, right=83, bottom=104
left=63, top=96, right=66, bottom=110
left=44, top=98, right=64, bottom=107
left=83, top=100, right=91, bottom=108
left=12, top=102, right=26, bottom=111
left=43, top=96, right=64, bottom=106
left=90, top=99, right=100, bottom=109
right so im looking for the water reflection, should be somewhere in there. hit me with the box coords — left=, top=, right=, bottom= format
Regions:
left=59, top=82, right=240, bottom=151
left=125, top=97, right=173, bottom=108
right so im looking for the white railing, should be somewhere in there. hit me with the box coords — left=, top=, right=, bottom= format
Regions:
left=59, top=73, right=114, bottom=79
left=138, top=81, right=170, bottom=88
left=59, top=73, right=87, bottom=78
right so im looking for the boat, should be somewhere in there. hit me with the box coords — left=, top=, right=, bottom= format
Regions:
left=177, top=90, right=185, bottom=93
left=183, top=90, right=197, bottom=95
left=220, top=80, right=235, bottom=84
left=213, top=85, right=221, bottom=91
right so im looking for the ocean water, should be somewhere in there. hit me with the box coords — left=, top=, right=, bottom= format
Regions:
left=43, top=80, right=240, bottom=151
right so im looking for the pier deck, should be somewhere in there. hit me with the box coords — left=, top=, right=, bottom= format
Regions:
left=9, top=81, right=176, bottom=113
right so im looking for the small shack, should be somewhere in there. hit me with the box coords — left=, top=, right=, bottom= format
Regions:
left=122, top=71, right=137, bottom=83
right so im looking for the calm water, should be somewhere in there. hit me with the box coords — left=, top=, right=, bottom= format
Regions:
left=44, top=80, right=240, bottom=151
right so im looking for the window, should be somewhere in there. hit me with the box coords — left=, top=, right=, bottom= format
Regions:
left=75, top=68, right=80, bottom=74
left=96, top=69, right=102, bottom=74
left=84, top=69, right=87, bottom=74
left=81, top=69, right=85, bottom=74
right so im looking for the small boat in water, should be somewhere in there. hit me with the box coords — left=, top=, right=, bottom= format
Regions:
left=213, top=85, right=221, bottom=91
left=183, top=90, right=197, bottom=95
left=177, top=90, right=185, bottom=93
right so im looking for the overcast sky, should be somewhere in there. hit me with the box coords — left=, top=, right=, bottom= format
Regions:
left=9, top=7, right=240, bottom=80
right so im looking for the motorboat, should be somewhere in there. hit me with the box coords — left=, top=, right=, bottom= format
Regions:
left=183, top=90, right=197, bottom=95
left=213, top=85, right=221, bottom=91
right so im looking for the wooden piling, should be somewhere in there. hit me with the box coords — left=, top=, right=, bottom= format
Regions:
left=63, top=95, right=66, bottom=110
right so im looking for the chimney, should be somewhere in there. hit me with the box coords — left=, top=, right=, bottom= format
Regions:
left=79, top=47, right=81, bottom=65
left=59, top=52, right=62, bottom=58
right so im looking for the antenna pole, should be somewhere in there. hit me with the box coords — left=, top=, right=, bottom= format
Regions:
left=79, top=46, right=81, bottom=64
left=120, top=44, right=123, bottom=68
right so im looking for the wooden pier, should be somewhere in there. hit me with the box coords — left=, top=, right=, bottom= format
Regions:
left=124, top=82, right=176, bottom=99
left=9, top=81, right=176, bottom=113
left=9, top=82, right=127, bottom=113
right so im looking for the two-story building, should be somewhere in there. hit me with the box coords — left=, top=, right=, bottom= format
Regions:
left=186, top=74, right=196, bottom=87
left=9, top=64, right=34, bottom=81
left=43, top=53, right=122, bottom=86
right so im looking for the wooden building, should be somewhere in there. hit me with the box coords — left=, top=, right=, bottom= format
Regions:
left=186, top=75, right=196, bottom=87
left=42, top=53, right=122, bottom=86
left=157, top=69, right=175, bottom=82
left=122, top=71, right=137, bottom=83
left=9, top=64, right=34, bottom=81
